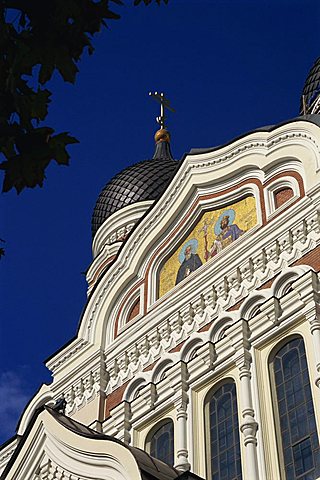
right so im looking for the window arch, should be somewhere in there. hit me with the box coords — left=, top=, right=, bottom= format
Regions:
left=145, top=419, right=174, bottom=466
left=206, top=381, right=242, bottom=480
left=270, top=337, right=320, bottom=479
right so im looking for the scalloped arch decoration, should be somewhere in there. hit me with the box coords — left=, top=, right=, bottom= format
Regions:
left=180, top=335, right=205, bottom=362
left=123, top=373, right=151, bottom=402
left=151, top=355, right=178, bottom=383
left=240, top=292, right=270, bottom=320
left=271, top=265, right=314, bottom=297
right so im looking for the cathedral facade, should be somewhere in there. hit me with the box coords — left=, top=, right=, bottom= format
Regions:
left=1, top=61, right=320, bottom=480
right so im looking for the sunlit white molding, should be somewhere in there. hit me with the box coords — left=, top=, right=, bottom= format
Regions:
left=247, top=272, right=320, bottom=480
left=0, top=439, right=18, bottom=476
left=42, top=349, right=106, bottom=426
left=3, top=409, right=143, bottom=480
left=92, top=200, right=154, bottom=258
left=105, top=400, right=132, bottom=444
left=292, top=270, right=320, bottom=388
left=45, top=338, right=90, bottom=376
left=270, top=265, right=313, bottom=297
left=179, top=333, right=206, bottom=363
left=185, top=124, right=320, bottom=176
left=17, top=384, right=54, bottom=436
left=248, top=270, right=318, bottom=348
left=240, top=291, right=271, bottom=320
left=107, top=194, right=315, bottom=355
left=111, top=267, right=316, bottom=409
left=86, top=242, right=121, bottom=296
left=229, top=322, right=259, bottom=479
left=119, top=360, right=191, bottom=472
left=123, top=372, right=152, bottom=402
left=209, top=312, right=238, bottom=342
left=88, top=201, right=153, bottom=295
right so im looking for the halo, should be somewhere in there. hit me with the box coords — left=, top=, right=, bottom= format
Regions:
left=178, top=238, right=199, bottom=264
left=214, top=209, right=236, bottom=236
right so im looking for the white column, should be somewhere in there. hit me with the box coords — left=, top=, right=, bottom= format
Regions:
left=237, top=353, right=259, bottom=480
left=229, top=320, right=259, bottom=480
left=175, top=396, right=190, bottom=472
left=109, top=400, right=132, bottom=444
left=306, top=312, right=320, bottom=388
left=169, top=362, right=191, bottom=472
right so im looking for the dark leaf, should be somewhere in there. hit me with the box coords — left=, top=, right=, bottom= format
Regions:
left=31, top=88, right=51, bottom=121
left=55, top=51, right=79, bottom=84
left=39, top=62, right=55, bottom=85
left=49, top=132, right=79, bottom=165
left=1, top=153, right=47, bottom=193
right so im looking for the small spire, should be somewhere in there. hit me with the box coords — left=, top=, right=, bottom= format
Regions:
left=149, top=92, right=175, bottom=161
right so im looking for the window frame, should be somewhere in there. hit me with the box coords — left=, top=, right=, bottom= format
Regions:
left=264, top=176, right=300, bottom=219
left=204, top=378, right=243, bottom=480
left=145, top=418, right=175, bottom=466
left=268, top=335, right=320, bottom=480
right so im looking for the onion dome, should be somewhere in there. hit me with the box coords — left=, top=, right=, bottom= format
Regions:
left=300, top=57, right=320, bottom=114
left=91, top=128, right=178, bottom=238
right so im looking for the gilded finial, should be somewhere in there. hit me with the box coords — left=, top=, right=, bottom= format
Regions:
left=154, top=128, right=170, bottom=143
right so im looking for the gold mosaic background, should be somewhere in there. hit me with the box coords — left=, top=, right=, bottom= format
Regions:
left=158, top=196, right=257, bottom=298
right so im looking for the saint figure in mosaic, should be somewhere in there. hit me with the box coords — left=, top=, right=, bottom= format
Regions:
left=207, top=210, right=244, bottom=258
left=175, top=239, right=202, bottom=285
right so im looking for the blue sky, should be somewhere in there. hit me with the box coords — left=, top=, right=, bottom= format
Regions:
left=1, top=0, right=319, bottom=444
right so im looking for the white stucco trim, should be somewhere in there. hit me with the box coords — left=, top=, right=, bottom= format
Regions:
left=3, top=409, right=143, bottom=480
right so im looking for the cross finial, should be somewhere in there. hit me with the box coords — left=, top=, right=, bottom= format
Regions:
left=149, top=92, right=175, bottom=129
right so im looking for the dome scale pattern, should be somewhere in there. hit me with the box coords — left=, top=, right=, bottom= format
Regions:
left=300, top=57, right=320, bottom=113
left=91, top=157, right=179, bottom=238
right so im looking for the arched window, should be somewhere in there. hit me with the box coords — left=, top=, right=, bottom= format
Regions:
left=146, top=419, right=174, bottom=465
left=207, top=382, right=242, bottom=480
left=271, top=337, right=320, bottom=479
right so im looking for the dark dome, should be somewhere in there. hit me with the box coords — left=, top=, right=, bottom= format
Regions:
left=92, top=156, right=178, bottom=238
left=300, top=57, right=320, bottom=113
